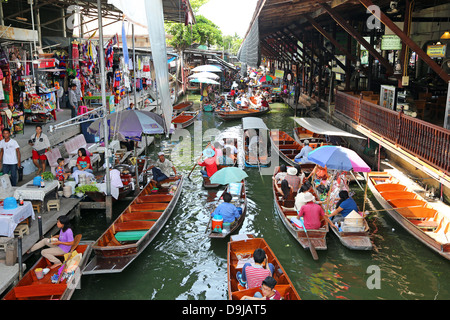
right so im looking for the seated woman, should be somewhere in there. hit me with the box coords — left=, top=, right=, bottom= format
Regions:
left=328, top=190, right=359, bottom=223
left=272, top=164, right=288, bottom=183
left=73, top=147, right=93, bottom=174
left=275, top=179, right=295, bottom=207
left=28, top=216, right=74, bottom=269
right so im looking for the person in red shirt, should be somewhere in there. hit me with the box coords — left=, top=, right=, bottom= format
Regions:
left=74, top=148, right=93, bottom=174
left=297, top=192, right=325, bottom=229
left=198, top=147, right=218, bottom=178
left=236, top=248, right=275, bottom=289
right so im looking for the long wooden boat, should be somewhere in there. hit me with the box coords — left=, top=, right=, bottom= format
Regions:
left=83, top=176, right=184, bottom=274
left=216, top=107, right=270, bottom=121
left=172, top=110, right=199, bottom=129
left=272, top=166, right=329, bottom=251
left=173, top=100, right=193, bottom=113
left=293, top=126, right=327, bottom=145
left=242, top=117, right=271, bottom=168
left=3, top=240, right=92, bottom=300
left=207, top=181, right=247, bottom=239
left=368, top=171, right=450, bottom=260
left=227, top=234, right=301, bottom=300
left=269, top=130, right=327, bottom=167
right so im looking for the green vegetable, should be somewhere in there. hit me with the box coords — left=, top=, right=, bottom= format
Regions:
left=42, top=172, right=55, bottom=181
left=75, top=185, right=99, bottom=194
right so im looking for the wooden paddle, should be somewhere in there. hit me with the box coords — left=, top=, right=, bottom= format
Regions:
left=188, top=142, right=211, bottom=180
left=295, top=210, right=319, bottom=260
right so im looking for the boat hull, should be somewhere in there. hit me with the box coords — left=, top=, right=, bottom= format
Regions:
left=368, top=172, right=450, bottom=260
left=83, top=176, right=184, bottom=274
left=227, top=235, right=301, bottom=300
left=216, top=108, right=270, bottom=121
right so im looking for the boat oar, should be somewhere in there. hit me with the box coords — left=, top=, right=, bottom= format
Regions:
left=295, top=210, right=319, bottom=260
left=188, top=142, right=211, bottom=180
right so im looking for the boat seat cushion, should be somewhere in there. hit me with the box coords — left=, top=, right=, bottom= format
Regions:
left=115, top=230, right=147, bottom=242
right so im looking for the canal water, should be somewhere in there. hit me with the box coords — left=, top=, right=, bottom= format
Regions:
left=71, top=98, right=450, bottom=300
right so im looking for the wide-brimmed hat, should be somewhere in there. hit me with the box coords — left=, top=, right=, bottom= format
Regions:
left=303, top=192, right=315, bottom=202
left=287, top=167, right=298, bottom=175
left=202, top=148, right=215, bottom=158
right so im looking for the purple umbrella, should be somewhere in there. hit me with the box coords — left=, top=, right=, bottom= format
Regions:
left=308, top=145, right=371, bottom=172
left=88, top=110, right=165, bottom=141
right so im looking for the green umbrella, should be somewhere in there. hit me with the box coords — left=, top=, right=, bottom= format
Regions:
left=210, top=167, right=248, bottom=185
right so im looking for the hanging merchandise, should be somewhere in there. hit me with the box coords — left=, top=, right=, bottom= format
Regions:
left=72, top=41, right=80, bottom=69
left=114, top=70, right=121, bottom=88
left=121, top=22, right=129, bottom=67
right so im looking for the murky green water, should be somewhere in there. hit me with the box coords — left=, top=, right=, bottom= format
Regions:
left=71, top=97, right=450, bottom=300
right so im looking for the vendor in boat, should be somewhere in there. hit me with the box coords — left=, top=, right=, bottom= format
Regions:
left=148, top=151, right=178, bottom=185
left=27, top=216, right=74, bottom=269
left=294, top=140, right=313, bottom=164
left=297, top=192, right=325, bottom=230
left=211, top=192, right=241, bottom=226
left=328, top=190, right=359, bottom=223
left=198, top=148, right=218, bottom=178
left=306, top=164, right=329, bottom=182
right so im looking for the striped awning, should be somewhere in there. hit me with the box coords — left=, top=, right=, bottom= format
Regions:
left=237, top=19, right=260, bottom=69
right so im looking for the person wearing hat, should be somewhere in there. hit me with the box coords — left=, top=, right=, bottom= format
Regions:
left=294, top=140, right=313, bottom=164
left=198, top=148, right=218, bottom=178
left=284, top=166, right=302, bottom=193
left=148, top=152, right=177, bottom=185
left=297, top=191, right=325, bottom=230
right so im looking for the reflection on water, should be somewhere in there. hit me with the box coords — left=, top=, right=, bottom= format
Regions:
left=72, top=98, right=450, bottom=300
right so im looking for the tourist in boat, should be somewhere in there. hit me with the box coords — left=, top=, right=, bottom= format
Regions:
left=285, top=167, right=302, bottom=193
left=217, top=147, right=234, bottom=166
left=27, top=216, right=74, bottom=269
left=328, top=190, right=359, bottom=223
left=73, top=148, right=93, bottom=174
left=224, top=139, right=238, bottom=160
left=149, top=151, right=178, bottom=184
left=211, top=192, right=241, bottom=227
left=275, top=179, right=295, bottom=207
left=272, top=164, right=288, bottom=183
left=294, top=140, right=313, bottom=164
left=240, top=276, right=281, bottom=300
left=236, top=248, right=275, bottom=289
left=297, top=192, right=325, bottom=230
left=0, top=128, right=21, bottom=186
left=29, top=125, right=51, bottom=175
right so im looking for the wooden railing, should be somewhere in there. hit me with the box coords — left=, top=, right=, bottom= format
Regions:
left=335, top=91, right=450, bottom=175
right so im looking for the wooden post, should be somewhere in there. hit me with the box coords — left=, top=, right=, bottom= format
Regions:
left=362, top=172, right=369, bottom=212
left=105, top=195, right=112, bottom=221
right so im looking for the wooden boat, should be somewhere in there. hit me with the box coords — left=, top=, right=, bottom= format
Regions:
left=83, top=176, right=184, bottom=274
left=216, top=105, right=270, bottom=121
left=207, top=181, right=247, bottom=239
left=3, top=238, right=92, bottom=300
left=227, top=234, right=301, bottom=300
left=173, top=100, right=193, bottom=113
left=293, top=126, right=327, bottom=145
left=368, top=171, right=450, bottom=260
left=312, top=182, right=372, bottom=251
left=171, top=110, right=199, bottom=129
left=202, top=137, right=238, bottom=189
left=270, top=130, right=327, bottom=167
left=272, top=166, right=329, bottom=251
left=242, top=117, right=271, bottom=168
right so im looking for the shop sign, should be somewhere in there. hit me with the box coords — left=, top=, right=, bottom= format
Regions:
left=426, top=45, right=446, bottom=58
left=274, top=69, right=284, bottom=79
left=0, top=26, right=38, bottom=42
left=381, top=35, right=402, bottom=50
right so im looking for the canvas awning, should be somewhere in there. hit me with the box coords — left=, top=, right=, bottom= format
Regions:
left=294, top=118, right=365, bottom=139
left=242, top=117, right=269, bottom=131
